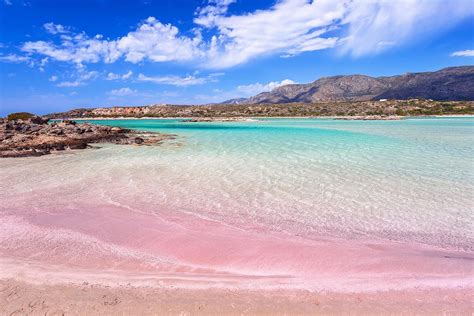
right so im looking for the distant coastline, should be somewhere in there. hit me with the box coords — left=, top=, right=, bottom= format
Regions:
left=45, top=100, right=474, bottom=120
left=60, top=114, right=474, bottom=121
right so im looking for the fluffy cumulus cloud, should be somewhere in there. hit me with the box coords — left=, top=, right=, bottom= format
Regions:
left=106, top=70, right=133, bottom=80
left=22, top=33, right=119, bottom=65
left=194, top=0, right=236, bottom=28
left=237, top=79, right=296, bottom=95
left=21, top=19, right=202, bottom=67
left=451, top=50, right=474, bottom=57
left=14, top=0, right=474, bottom=69
left=43, top=22, right=69, bottom=35
left=116, top=17, right=204, bottom=63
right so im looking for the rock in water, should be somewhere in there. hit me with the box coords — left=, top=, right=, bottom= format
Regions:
left=0, top=116, right=174, bottom=158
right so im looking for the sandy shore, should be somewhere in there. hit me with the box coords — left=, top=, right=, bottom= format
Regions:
left=2, top=278, right=473, bottom=315
left=1, top=210, right=473, bottom=314
left=1, top=192, right=473, bottom=314
left=56, top=114, right=474, bottom=122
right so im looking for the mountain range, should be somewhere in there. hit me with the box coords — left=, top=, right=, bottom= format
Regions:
left=223, top=66, right=474, bottom=104
left=41, top=66, right=474, bottom=119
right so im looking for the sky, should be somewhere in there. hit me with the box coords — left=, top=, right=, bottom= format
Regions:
left=0, top=0, right=473, bottom=115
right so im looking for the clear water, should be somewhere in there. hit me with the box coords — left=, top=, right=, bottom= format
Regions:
left=61, top=117, right=473, bottom=250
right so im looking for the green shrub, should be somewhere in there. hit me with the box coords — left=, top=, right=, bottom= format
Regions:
left=7, top=112, right=36, bottom=121
left=395, top=109, right=406, bottom=116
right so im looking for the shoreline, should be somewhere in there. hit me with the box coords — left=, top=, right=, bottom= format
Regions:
left=58, top=114, right=474, bottom=121
left=1, top=203, right=472, bottom=293
left=1, top=233, right=473, bottom=315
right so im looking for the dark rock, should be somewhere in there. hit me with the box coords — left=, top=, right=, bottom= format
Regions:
left=30, top=116, right=49, bottom=125
left=68, top=142, right=88, bottom=150
left=49, top=129, right=64, bottom=135
left=53, top=143, right=66, bottom=150
left=0, top=118, right=173, bottom=158
left=29, top=125, right=42, bottom=133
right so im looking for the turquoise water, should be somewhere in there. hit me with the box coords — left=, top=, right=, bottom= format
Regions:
left=71, top=117, right=474, bottom=249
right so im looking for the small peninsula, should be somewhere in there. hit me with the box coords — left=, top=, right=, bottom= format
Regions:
left=0, top=113, right=173, bottom=158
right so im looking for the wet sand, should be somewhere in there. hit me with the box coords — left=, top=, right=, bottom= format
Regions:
left=1, top=207, right=473, bottom=314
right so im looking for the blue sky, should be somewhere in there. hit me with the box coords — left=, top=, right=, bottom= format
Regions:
left=0, top=0, right=473, bottom=115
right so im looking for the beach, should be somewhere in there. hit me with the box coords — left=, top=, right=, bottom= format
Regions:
left=1, top=117, right=473, bottom=314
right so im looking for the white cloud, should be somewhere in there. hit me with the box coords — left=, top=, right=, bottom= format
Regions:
left=38, top=57, right=48, bottom=72
left=16, top=0, right=474, bottom=69
left=56, top=81, right=83, bottom=87
left=339, top=0, right=474, bottom=57
left=137, top=72, right=222, bottom=86
left=193, top=78, right=297, bottom=102
left=22, top=33, right=121, bottom=66
left=116, top=17, right=203, bottom=63
left=202, top=0, right=474, bottom=67
left=237, top=79, right=296, bottom=95
left=108, top=87, right=137, bottom=96
left=451, top=49, right=474, bottom=57
left=22, top=17, right=202, bottom=67
left=49, top=75, right=58, bottom=82
left=0, top=54, right=30, bottom=63
left=202, top=0, right=344, bottom=68
left=56, top=70, right=98, bottom=87
left=106, top=70, right=133, bottom=80
left=78, top=70, right=98, bottom=81
left=194, top=0, right=236, bottom=28
left=44, top=22, right=69, bottom=35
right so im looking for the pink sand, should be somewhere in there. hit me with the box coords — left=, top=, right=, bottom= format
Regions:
left=1, top=198, right=472, bottom=293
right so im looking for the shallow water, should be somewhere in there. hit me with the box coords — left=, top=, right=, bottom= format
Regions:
left=1, top=117, right=473, bottom=291
left=75, top=117, right=474, bottom=249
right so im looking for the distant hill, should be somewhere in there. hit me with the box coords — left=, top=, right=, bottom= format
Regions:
left=42, top=66, right=474, bottom=119
left=242, top=66, right=474, bottom=104
left=45, top=99, right=474, bottom=119
left=220, top=97, right=248, bottom=104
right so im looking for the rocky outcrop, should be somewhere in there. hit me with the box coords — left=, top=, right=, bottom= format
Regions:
left=0, top=117, right=173, bottom=158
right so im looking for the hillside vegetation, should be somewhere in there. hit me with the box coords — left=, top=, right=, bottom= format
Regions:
left=45, top=100, right=474, bottom=119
